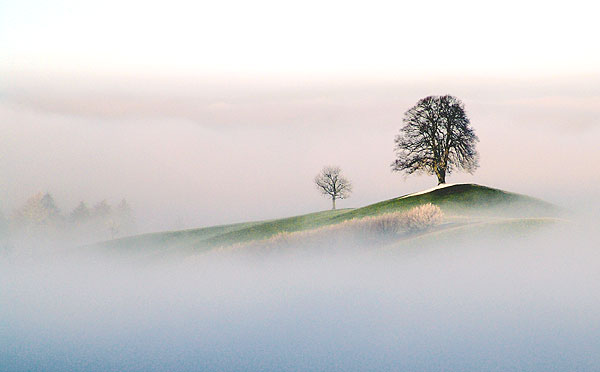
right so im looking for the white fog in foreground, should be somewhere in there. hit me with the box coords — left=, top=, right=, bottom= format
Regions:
left=1, top=220, right=599, bottom=372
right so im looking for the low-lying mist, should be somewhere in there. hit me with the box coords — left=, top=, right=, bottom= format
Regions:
left=2, top=216, right=599, bottom=372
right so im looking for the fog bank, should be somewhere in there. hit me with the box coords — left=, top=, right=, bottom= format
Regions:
left=2, top=222, right=599, bottom=371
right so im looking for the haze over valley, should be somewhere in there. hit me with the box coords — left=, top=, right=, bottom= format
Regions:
left=1, top=1, right=599, bottom=371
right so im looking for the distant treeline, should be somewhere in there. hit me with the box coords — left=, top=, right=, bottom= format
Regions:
left=1, top=193, right=135, bottom=243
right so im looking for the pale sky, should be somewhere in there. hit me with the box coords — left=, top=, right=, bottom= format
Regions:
left=1, top=0, right=599, bottom=78
left=1, top=0, right=599, bottom=232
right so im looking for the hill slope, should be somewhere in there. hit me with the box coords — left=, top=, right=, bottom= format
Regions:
left=95, top=184, right=558, bottom=257
left=333, top=183, right=556, bottom=221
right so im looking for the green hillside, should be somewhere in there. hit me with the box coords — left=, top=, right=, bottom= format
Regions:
left=97, top=209, right=350, bottom=256
left=332, top=183, right=555, bottom=221
left=95, top=184, right=559, bottom=257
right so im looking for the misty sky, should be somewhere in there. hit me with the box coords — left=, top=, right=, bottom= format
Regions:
left=2, top=0, right=599, bottom=77
left=1, top=0, right=599, bottom=232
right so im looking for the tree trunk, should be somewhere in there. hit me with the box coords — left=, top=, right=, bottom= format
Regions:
left=435, top=167, right=446, bottom=185
left=332, top=196, right=336, bottom=210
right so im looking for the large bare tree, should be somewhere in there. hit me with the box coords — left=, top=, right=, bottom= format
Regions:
left=315, top=166, right=352, bottom=210
left=392, top=95, right=479, bottom=184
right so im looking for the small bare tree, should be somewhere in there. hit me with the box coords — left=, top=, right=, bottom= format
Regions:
left=314, top=166, right=352, bottom=210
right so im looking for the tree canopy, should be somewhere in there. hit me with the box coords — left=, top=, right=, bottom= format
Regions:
left=391, top=95, right=479, bottom=184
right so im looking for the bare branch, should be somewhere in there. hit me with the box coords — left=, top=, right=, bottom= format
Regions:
left=314, top=166, right=353, bottom=209
left=391, top=95, right=479, bottom=184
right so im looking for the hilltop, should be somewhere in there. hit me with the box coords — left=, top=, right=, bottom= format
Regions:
left=331, top=183, right=556, bottom=220
left=94, top=183, right=560, bottom=258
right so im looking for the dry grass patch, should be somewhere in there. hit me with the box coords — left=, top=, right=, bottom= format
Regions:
left=228, top=204, right=444, bottom=253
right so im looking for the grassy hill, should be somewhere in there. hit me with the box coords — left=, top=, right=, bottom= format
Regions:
left=95, top=184, right=559, bottom=257
left=332, top=183, right=555, bottom=220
